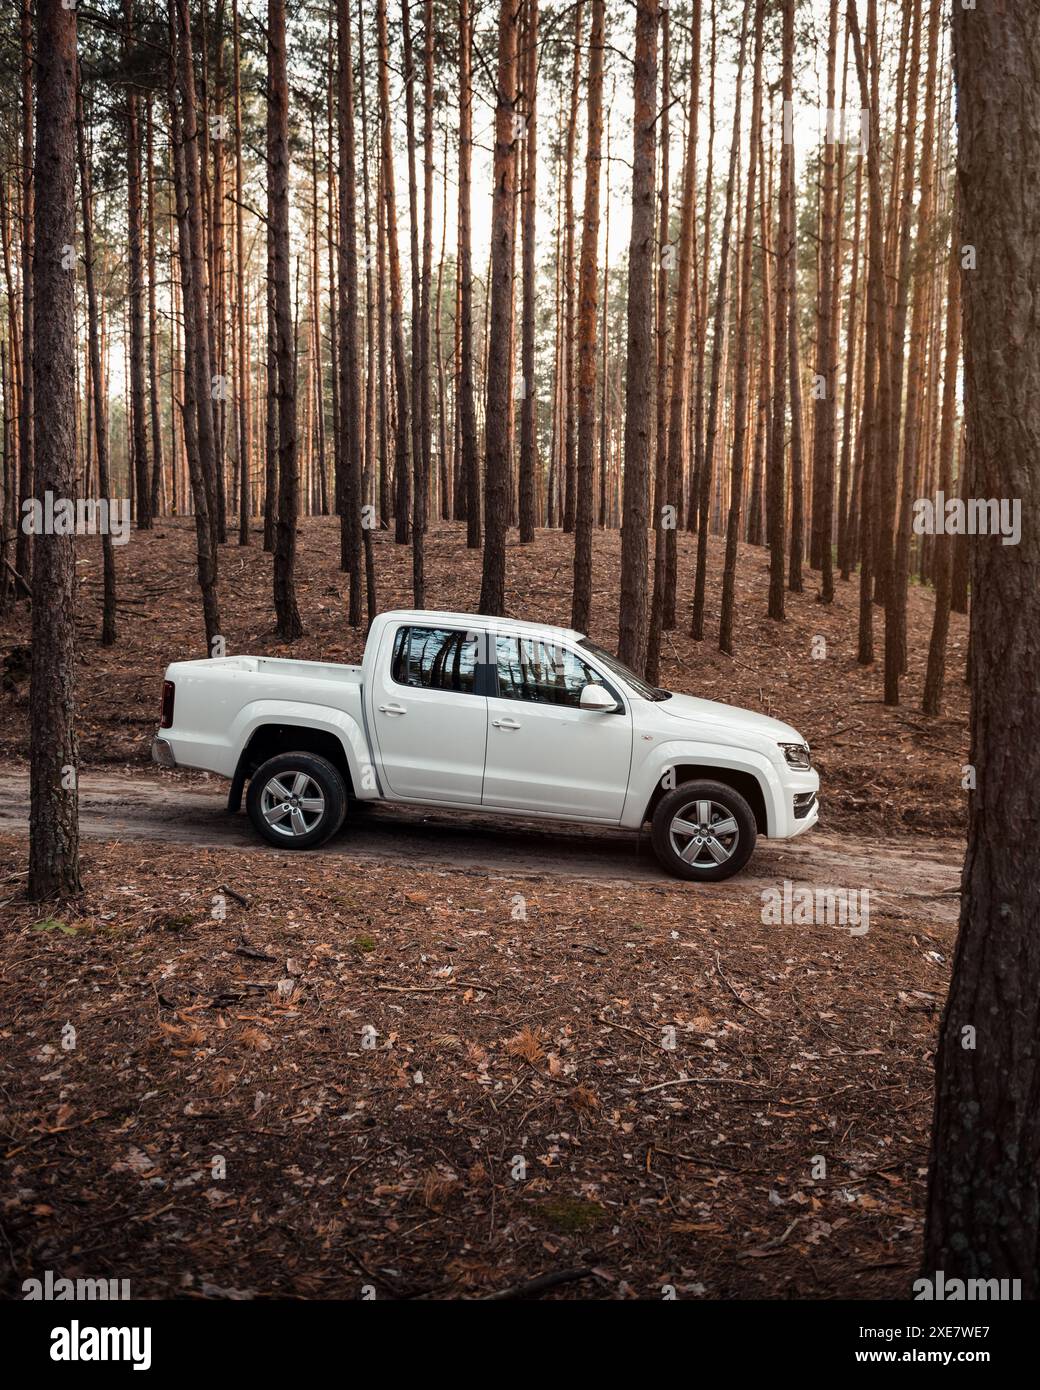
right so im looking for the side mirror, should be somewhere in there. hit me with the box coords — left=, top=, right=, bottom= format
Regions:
left=579, top=683, right=618, bottom=713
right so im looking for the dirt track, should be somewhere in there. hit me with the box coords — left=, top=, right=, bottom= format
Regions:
left=0, top=769, right=962, bottom=922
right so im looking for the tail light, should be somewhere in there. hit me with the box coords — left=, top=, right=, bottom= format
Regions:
left=160, top=680, right=176, bottom=729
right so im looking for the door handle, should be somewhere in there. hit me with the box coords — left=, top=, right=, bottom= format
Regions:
left=379, top=702, right=407, bottom=716
left=492, top=717, right=521, bottom=730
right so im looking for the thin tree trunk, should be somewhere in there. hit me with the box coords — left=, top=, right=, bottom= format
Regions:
left=570, top=0, right=605, bottom=633
left=377, top=0, right=412, bottom=546
left=76, top=67, right=117, bottom=648
left=518, top=0, right=538, bottom=544
left=617, top=0, right=657, bottom=670
left=337, top=0, right=364, bottom=624
left=269, top=0, right=303, bottom=639
left=692, top=0, right=751, bottom=641
left=458, top=0, right=480, bottom=547
left=478, top=0, right=520, bottom=616
left=719, top=0, right=765, bottom=655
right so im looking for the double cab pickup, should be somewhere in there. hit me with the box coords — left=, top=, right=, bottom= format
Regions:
left=153, top=609, right=818, bottom=880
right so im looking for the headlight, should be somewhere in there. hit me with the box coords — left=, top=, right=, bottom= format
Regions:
left=779, top=742, right=811, bottom=769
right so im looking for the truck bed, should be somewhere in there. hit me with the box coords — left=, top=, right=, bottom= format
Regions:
left=204, top=655, right=364, bottom=685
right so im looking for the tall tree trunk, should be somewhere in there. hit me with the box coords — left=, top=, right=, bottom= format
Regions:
left=661, top=0, right=700, bottom=633
left=478, top=0, right=520, bottom=616
left=458, top=0, right=480, bottom=547
left=849, top=0, right=891, bottom=665
left=518, top=0, right=539, bottom=544
left=402, top=0, right=425, bottom=602
left=176, top=0, right=220, bottom=558
left=28, top=0, right=81, bottom=900
left=15, top=0, right=34, bottom=590
left=377, top=0, right=412, bottom=546
left=170, top=0, right=222, bottom=648
left=767, top=0, right=794, bottom=622
left=570, top=0, right=605, bottom=633
left=125, top=1, right=151, bottom=529
left=692, top=0, right=750, bottom=641
left=719, top=0, right=765, bottom=654
left=337, top=0, right=363, bottom=625
left=233, top=0, right=250, bottom=543
left=922, top=201, right=961, bottom=718
left=811, top=0, right=840, bottom=594
left=268, top=0, right=303, bottom=639
left=76, top=68, right=118, bottom=648
left=924, top=0, right=1040, bottom=1293
left=617, top=0, right=657, bottom=670
left=562, top=1, right=584, bottom=535
left=146, top=98, right=165, bottom=520
left=644, top=3, right=671, bottom=685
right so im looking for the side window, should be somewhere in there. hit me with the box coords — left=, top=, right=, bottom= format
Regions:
left=391, top=626, right=478, bottom=694
left=495, top=636, right=610, bottom=707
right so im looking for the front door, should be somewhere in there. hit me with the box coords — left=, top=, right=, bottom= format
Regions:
left=482, top=635, right=633, bottom=820
left=371, top=623, right=487, bottom=804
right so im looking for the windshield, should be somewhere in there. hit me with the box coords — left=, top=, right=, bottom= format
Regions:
left=579, top=640, right=672, bottom=700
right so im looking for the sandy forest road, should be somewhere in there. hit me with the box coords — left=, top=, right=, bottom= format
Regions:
left=0, top=769, right=963, bottom=923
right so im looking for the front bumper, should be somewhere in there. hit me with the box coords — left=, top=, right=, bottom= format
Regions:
left=151, top=736, right=177, bottom=769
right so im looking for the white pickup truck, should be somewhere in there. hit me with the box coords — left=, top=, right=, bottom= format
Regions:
left=152, top=609, right=818, bottom=881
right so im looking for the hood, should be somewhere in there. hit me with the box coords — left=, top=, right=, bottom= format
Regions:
left=647, top=691, right=805, bottom=746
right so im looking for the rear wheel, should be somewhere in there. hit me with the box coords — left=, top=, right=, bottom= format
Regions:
left=650, top=780, right=757, bottom=881
left=246, top=752, right=347, bottom=850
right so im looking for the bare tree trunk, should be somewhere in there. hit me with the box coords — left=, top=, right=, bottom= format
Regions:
left=458, top=0, right=480, bottom=547
left=570, top=0, right=605, bottom=633
left=562, top=1, right=584, bottom=535
left=767, top=0, right=794, bottom=623
left=169, top=0, right=221, bottom=649
left=922, top=200, right=960, bottom=718
left=377, top=0, right=412, bottom=547
left=478, top=0, right=520, bottom=616
left=175, top=0, right=220, bottom=558
left=692, top=0, right=750, bottom=641
left=233, top=0, right=250, bottom=543
left=924, top=0, right=1040, bottom=1292
left=28, top=0, right=81, bottom=900
left=15, top=0, right=34, bottom=590
left=719, top=0, right=765, bottom=654
left=268, top=0, right=303, bottom=639
left=337, top=0, right=364, bottom=625
left=76, top=68, right=117, bottom=648
left=617, top=0, right=657, bottom=670
left=518, top=0, right=539, bottom=544
left=644, top=3, right=671, bottom=684
left=146, top=97, right=165, bottom=520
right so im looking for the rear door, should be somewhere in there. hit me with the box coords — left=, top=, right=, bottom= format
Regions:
left=481, top=635, right=633, bottom=820
left=370, top=623, right=488, bottom=804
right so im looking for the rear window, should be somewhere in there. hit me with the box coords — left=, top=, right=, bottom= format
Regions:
left=391, top=626, right=479, bottom=694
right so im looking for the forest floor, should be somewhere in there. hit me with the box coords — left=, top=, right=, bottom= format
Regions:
left=0, top=519, right=969, bottom=1299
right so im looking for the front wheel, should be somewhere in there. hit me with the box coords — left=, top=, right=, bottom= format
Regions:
left=246, top=752, right=347, bottom=850
left=650, top=780, right=757, bottom=882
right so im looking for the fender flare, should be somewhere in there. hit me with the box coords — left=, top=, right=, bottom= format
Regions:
left=227, top=699, right=381, bottom=810
left=621, top=740, right=785, bottom=836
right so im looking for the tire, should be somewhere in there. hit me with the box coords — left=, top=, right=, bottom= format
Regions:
left=246, top=752, right=347, bottom=850
left=650, top=780, right=757, bottom=882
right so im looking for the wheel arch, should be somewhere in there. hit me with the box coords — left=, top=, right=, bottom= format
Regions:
left=227, top=703, right=377, bottom=812
left=639, top=759, right=773, bottom=836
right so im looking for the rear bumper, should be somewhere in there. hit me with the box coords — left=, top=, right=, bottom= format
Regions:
left=151, top=736, right=177, bottom=769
